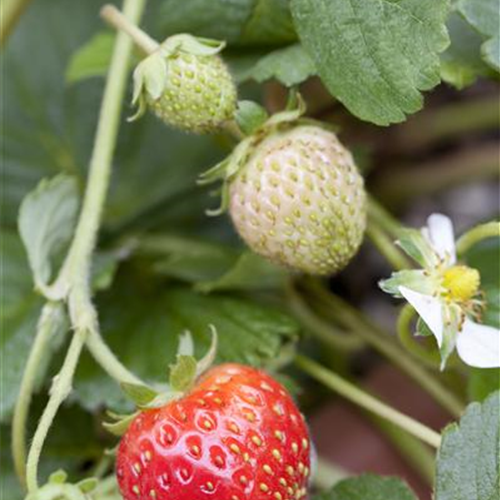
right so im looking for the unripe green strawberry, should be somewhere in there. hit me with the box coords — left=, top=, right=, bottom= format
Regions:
left=228, top=125, right=366, bottom=275
left=132, top=35, right=237, bottom=134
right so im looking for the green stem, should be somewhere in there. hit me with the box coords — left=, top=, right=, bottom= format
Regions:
left=0, top=0, right=33, bottom=47
left=100, top=4, right=159, bottom=55
left=85, top=329, right=143, bottom=385
left=373, top=415, right=435, bottom=485
left=397, top=304, right=441, bottom=369
left=286, top=282, right=364, bottom=352
left=456, top=221, right=500, bottom=256
left=303, top=278, right=463, bottom=417
left=366, top=222, right=410, bottom=271
left=367, top=195, right=402, bottom=239
left=296, top=355, right=442, bottom=449
left=26, top=331, right=87, bottom=491
left=11, top=303, right=66, bottom=486
left=24, top=0, right=149, bottom=491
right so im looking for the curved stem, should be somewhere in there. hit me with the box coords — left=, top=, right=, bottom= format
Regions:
left=366, top=222, right=411, bottom=271
left=456, top=221, right=500, bottom=256
left=303, top=278, right=463, bottom=417
left=24, top=0, right=149, bottom=491
left=85, top=329, right=143, bottom=385
left=100, top=4, right=159, bottom=55
left=296, top=355, right=442, bottom=449
left=0, top=0, right=33, bottom=47
left=286, top=282, right=364, bottom=352
left=397, top=304, right=441, bottom=369
left=26, top=331, right=86, bottom=491
left=12, top=302, right=66, bottom=486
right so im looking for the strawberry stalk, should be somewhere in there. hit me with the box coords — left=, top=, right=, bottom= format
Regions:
left=101, top=4, right=159, bottom=55
left=295, top=355, right=442, bottom=449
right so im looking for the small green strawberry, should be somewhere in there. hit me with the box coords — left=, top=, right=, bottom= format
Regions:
left=131, top=35, right=237, bottom=134
left=199, top=97, right=367, bottom=276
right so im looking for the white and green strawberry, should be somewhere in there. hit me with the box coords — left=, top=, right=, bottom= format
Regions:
left=199, top=97, right=367, bottom=275
left=131, top=35, right=237, bottom=134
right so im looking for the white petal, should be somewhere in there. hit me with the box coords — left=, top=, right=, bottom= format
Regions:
left=425, top=214, right=456, bottom=264
left=456, top=319, right=500, bottom=368
left=399, top=286, right=444, bottom=346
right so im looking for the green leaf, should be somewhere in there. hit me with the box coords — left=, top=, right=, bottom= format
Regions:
left=459, top=0, right=500, bottom=71
left=137, top=234, right=240, bottom=284
left=74, top=284, right=299, bottom=412
left=441, top=12, right=493, bottom=89
left=241, top=43, right=316, bottom=86
left=66, top=32, right=117, bottom=84
left=397, top=228, right=437, bottom=267
left=18, top=175, right=80, bottom=291
left=159, top=0, right=296, bottom=46
left=468, top=368, right=500, bottom=402
left=315, top=474, right=417, bottom=500
left=435, top=390, right=500, bottom=500
left=291, top=0, right=450, bottom=125
left=1, top=231, right=43, bottom=422
left=196, top=251, right=288, bottom=293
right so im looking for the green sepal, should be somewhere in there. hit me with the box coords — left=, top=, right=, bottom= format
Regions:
left=379, top=270, right=434, bottom=297
left=48, top=470, right=68, bottom=484
left=120, top=382, right=159, bottom=407
left=396, top=228, right=438, bottom=267
left=416, top=317, right=433, bottom=337
left=177, top=330, right=195, bottom=356
left=76, top=478, right=98, bottom=494
left=160, top=34, right=225, bottom=57
left=103, top=411, right=140, bottom=436
left=130, top=52, right=167, bottom=121
left=236, top=100, right=269, bottom=136
left=195, top=324, right=218, bottom=378
left=169, top=355, right=198, bottom=392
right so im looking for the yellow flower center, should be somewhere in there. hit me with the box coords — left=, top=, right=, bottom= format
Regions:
left=442, top=265, right=480, bottom=302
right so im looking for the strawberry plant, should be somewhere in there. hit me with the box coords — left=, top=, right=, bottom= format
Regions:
left=1, top=1, right=499, bottom=500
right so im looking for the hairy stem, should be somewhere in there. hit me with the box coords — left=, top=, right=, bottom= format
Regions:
left=24, top=0, right=149, bottom=490
left=101, top=4, right=159, bottom=55
left=12, top=303, right=66, bottom=486
left=456, top=221, right=500, bottom=256
left=85, top=329, right=143, bottom=385
left=296, top=355, right=442, bottom=448
left=26, top=331, right=87, bottom=491
left=0, top=0, right=33, bottom=47
left=302, top=278, right=464, bottom=417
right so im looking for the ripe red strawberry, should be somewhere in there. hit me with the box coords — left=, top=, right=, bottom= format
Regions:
left=116, top=363, right=311, bottom=500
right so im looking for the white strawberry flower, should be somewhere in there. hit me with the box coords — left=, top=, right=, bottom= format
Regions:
left=380, top=214, right=500, bottom=369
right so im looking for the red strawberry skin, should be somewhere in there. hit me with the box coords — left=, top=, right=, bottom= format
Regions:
left=116, top=364, right=311, bottom=500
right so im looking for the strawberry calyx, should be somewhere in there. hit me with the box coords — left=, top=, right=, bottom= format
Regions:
left=103, top=327, right=218, bottom=436
left=130, top=34, right=226, bottom=121
left=198, top=92, right=319, bottom=216
left=25, top=470, right=98, bottom=500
